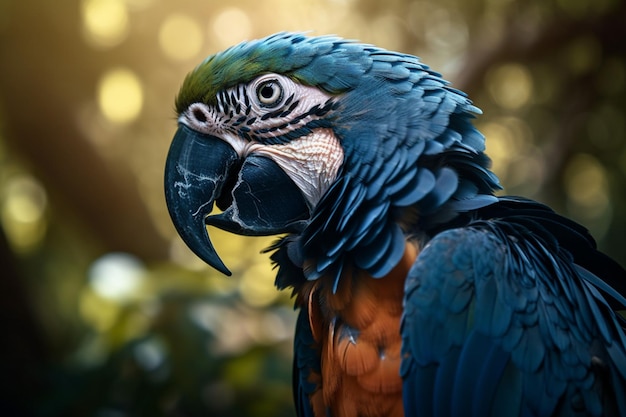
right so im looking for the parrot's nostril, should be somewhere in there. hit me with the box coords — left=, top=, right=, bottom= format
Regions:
left=192, top=108, right=207, bottom=123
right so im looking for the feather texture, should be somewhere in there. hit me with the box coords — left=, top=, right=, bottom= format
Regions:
left=169, top=33, right=626, bottom=417
left=401, top=218, right=626, bottom=417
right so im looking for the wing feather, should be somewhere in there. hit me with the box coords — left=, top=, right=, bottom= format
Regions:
left=401, top=222, right=626, bottom=416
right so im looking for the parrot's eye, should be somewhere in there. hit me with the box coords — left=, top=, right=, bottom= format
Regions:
left=255, top=79, right=283, bottom=107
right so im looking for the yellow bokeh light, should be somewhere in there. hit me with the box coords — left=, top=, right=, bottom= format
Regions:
left=564, top=153, right=612, bottom=239
left=239, top=261, right=279, bottom=308
left=79, top=287, right=120, bottom=332
left=125, top=0, right=155, bottom=11
left=482, top=118, right=532, bottom=174
left=212, top=8, right=252, bottom=48
left=1, top=175, right=48, bottom=253
left=564, top=153, right=609, bottom=214
left=3, top=177, right=47, bottom=224
left=97, top=68, right=144, bottom=124
left=159, top=14, right=203, bottom=61
left=81, top=0, right=129, bottom=48
left=482, top=121, right=516, bottom=170
left=487, top=63, right=534, bottom=110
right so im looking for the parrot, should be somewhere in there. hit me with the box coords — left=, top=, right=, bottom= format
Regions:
left=164, top=32, right=626, bottom=417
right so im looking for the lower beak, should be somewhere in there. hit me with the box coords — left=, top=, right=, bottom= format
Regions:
left=164, top=124, right=311, bottom=275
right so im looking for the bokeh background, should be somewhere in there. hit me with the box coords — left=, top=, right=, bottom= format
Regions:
left=0, top=0, right=625, bottom=415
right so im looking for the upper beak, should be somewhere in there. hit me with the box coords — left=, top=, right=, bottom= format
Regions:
left=164, top=124, right=310, bottom=275
left=164, top=125, right=238, bottom=275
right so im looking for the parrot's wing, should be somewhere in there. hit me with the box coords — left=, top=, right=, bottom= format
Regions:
left=400, top=222, right=626, bottom=417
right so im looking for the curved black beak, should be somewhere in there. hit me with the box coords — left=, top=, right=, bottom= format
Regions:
left=164, top=125, right=239, bottom=275
left=164, top=124, right=311, bottom=275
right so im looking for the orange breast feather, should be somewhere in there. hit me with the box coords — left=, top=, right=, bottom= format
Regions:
left=302, top=242, right=418, bottom=417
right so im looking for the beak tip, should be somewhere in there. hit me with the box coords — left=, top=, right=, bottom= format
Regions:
left=185, top=228, right=232, bottom=276
left=164, top=125, right=239, bottom=276
left=210, top=257, right=232, bottom=276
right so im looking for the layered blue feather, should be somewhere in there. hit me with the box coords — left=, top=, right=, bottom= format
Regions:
left=187, top=33, right=626, bottom=417
left=401, top=215, right=626, bottom=417
left=249, top=33, right=503, bottom=285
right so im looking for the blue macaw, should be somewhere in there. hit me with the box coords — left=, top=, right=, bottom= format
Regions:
left=164, top=33, right=626, bottom=417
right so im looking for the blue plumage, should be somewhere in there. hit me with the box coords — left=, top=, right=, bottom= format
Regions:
left=166, top=32, right=626, bottom=417
left=401, top=217, right=626, bottom=416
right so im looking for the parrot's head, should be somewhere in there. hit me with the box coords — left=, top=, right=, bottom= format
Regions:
left=165, top=32, right=500, bottom=281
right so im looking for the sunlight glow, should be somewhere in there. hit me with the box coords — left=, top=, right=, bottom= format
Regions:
left=239, top=261, right=279, bottom=308
left=88, top=252, right=146, bottom=302
left=159, top=14, right=203, bottom=61
left=79, top=288, right=120, bottom=331
left=81, top=0, right=129, bottom=48
left=125, top=0, right=155, bottom=10
left=487, top=63, right=534, bottom=109
left=1, top=175, right=48, bottom=253
left=481, top=117, right=542, bottom=194
left=483, top=121, right=520, bottom=174
left=564, top=153, right=609, bottom=216
left=97, top=68, right=144, bottom=124
left=212, top=8, right=252, bottom=48
left=564, top=153, right=612, bottom=240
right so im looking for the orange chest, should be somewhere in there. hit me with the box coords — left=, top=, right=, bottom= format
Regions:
left=302, top=243, right=418, bottom=417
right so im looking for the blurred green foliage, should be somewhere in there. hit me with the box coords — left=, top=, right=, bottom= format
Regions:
left=0, top=0, right=625, bottom=416
left=39, top=293, right=295, bottom=417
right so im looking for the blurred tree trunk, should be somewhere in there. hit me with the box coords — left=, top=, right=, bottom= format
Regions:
left=454, top=0, right=626, bottom=96
left=0, top=0, right=168, bottom=261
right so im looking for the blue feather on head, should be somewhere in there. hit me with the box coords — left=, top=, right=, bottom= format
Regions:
left=180, top=33, right=504, bottom=286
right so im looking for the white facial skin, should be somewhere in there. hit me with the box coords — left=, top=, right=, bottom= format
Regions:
left=178, top=73, right=345, bottom=208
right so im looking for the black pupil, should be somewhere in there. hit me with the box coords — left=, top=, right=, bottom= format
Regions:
left=261, top=84, right=275, bottom=99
